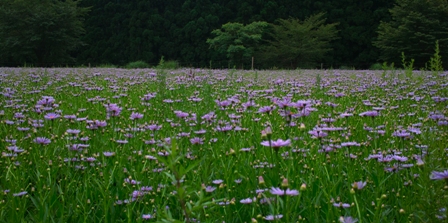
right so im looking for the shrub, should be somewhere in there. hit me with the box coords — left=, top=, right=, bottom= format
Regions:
left=124, top=60, right=150, bottom=69
left=369, top=63, right=383, bottom=70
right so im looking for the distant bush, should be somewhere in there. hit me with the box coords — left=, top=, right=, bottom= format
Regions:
left=124, top=60, right=150, bottom=69
left=156, top=56, right=179, bottom=69
left=369, top=63, right=383, bottom=70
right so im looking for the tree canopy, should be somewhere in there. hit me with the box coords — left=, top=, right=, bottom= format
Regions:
left=207, top=22, right=269, bottom=68
left=259, top=13, right=339, bottom=69
left=374, top=0, right=448, bottom=68
left=0, top=0, right=89, bottom=67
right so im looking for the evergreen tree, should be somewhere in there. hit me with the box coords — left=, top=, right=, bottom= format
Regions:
left=374, top=0, right=448, bottom=68
left=0, top=0, right=89, bottom=66
left=259, top=13, right=339, bottom=69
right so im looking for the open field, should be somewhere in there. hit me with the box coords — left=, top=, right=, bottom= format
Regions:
left=0, top=68, right=447, bottom=222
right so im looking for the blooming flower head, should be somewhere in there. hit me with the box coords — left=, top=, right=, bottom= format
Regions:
left=142, top=214, right=154, bottom=220
left=264, top=214, right=283, bottom=221
left=352, top=181, right=367, bottom=190
left=130, top=112, right=144, bottom=120
left=359, top=111, right=379, bottom=117
left=34, top=137, right=51, bottom=145
left=105, top=104, right=122, bottom=117
left=339, top=216, right=358, bottom=223
left=44, top=113, right=60, bottom=120
left=261, top=139, right=291, bottom=148
left=190, top=137, right=203, bottom=145
left=269, top=187, right=299, bottom=196
left=430, top=170, right=448, bottom=180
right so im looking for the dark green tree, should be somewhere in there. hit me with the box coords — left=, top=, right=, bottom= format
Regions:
left=259, top=13, right=339, bottom=68
left=374, top=0, right=448, bottom=68
left=0, top=0, right=89, bottom=67
left=207, top=21, right=270, bottom=68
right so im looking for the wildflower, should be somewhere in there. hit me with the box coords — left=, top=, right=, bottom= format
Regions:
left=105, top=104, right=122, bottom=117
left=359, top=111, right=379, bottom=117
left=142, top=214, right=154, bottom=220
left=190, top=137, right=203, bottom=145
left=430, top=170, right=448, bottom=180
left=258, top=106, right=275, bottom=113
left=212, top=179, right=223, bottom=184
left=339, top=216, right=358, bottom=223
left=66, top=129, right=81, bottom=134
left=333, top=202, right=351, bottom=208
left=352, top=181, right=367, bottom=190
left=130, top=112, right=144, bottom=120
left=308, top=129, right=328, bottom=138
left=34, top=137, right=51, bottom=145
left=258, top=176, right=265, bottom=185
left=13, top=191, right=27, bottom=197
left=269, top=187, right=299, bottom=196
left=103, top=152, right=115, bottom=157
left=240, top=198, right=253, bottom=204
left=205, top=186, right=216, bottom=193
left=44, top=113, right=60, bottom=120
left=260, top=139, right=291, bottom=148
left=264, top=214, right=283, bottom=221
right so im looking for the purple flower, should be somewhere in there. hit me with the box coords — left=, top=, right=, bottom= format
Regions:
left=34, top=137, right=51, bottom=145
left=142, top=214, right=154, bottom=220
left=95, top=120, right=107, bottom=127
left=44, top=113, right=60, bottom=120
left=264, top=214, right=283, bottom=221
left=339, top=216, right=358, bottom=223
left=130, top=112, right=144, bottom=120
left=190, top=137, right=204, bottom=145
left=352, top=181, right=367, bottom=190
left=359, top=111, right=379, bottom=117
left=261, top=139, right=291, bottom=148
left=212, top=179, right=223, bottom=185
left=205, top=186, right=216, bottom=192
left=269, top=187, right=299, bottom=196
left=240, top=198, right=253, bottom=204
left=333, top=202, right=351, bottom=208
left=105, top=104, right=122, bottom=117
left=103, top=152, right=115, bottom=157
left=13, top=191, right=27, bottom=197
left=430, top=170, right=448, bottom=180
left=392, top=130, right=412, bottom=138
left=146, top=124, right=162, bottom=131
left=308, top=129, right=328, bottom=138
left=66, top=129, right=81, bottom=134
left=258, top=106, right=275, bottom=113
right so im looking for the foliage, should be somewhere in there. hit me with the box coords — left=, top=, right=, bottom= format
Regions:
left=124, top=60, right=150, bottom=69
left=369, top=63, right=383, bottom=70
left=0, top=68, right=447, bottom=222
left=374, top=0, right=448, bottom=68
left=207, top=21, right=270, bottom=68
left=259, top=13, right=339, bottom=69
left=428, top=40, right=444, bottom=73
left=0, top=0, right=89, bottom=67
left=401, top=52, right=415, bottom=79
left=156, top=56, right=179, bottom=69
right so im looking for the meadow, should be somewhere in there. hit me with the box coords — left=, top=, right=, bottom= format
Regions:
left=0, top=67, right=447, bottom=223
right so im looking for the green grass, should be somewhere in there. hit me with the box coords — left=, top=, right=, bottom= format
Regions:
left=0, top=68, right=446, bottom=222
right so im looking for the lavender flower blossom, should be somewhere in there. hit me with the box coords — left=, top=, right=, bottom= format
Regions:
left=34, top=137, right=51, bottom=145
left=430, top=170, right=448, bottom=180
left=260, top=139, right=291, bottom=148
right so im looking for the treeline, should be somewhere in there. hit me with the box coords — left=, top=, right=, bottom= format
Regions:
left=1, top=0, right=447, bottom=69
left=76, top=0, right=394, bottom=69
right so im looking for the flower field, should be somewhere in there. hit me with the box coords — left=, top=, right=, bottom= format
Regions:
left=0, top=68, right=447, bottom=222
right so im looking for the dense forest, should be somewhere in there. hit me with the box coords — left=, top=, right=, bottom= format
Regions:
left=1, top=0, right=447, bottom=69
